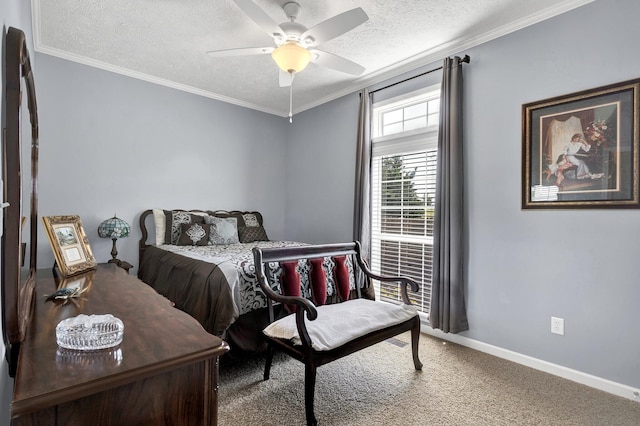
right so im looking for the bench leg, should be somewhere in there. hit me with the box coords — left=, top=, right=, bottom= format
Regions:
left=304, top=361, right=318, bottom=426
left=411, top=316, right=423, bottom=370
left=264, top=344, right=274, bottom=381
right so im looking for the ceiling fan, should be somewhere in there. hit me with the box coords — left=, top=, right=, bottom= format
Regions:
left=207, top=0, right=369, bottom=88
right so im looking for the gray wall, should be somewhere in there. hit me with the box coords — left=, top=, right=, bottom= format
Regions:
left=283, top=92, right=362, bottom=244
left=34, top=55, right=289, bottom=271
left=285, top=0, right=640, bottom=391
left=462, top=0, right=640, bottom=389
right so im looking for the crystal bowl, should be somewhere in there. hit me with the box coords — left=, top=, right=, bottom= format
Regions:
left=56, top=314, right=124, bottom=351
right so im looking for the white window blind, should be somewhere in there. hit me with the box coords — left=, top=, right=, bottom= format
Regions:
left=370, top=86, right=439, bottom=314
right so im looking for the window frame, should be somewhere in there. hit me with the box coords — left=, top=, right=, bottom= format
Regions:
left=370, top=84, right=440, bottom=314
left=372, top=86, right=440, bottom=141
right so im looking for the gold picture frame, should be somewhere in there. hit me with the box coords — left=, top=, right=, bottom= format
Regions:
left=42, top=215, right=97, bottom=277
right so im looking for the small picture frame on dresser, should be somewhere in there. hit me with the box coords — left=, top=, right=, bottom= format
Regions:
left=42, top=215, right=97, bottom=277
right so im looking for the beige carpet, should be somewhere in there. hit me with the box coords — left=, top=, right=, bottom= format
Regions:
left=218, top=332, right=640, bottom=425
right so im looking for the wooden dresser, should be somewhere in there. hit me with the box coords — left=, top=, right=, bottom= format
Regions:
left=11, top=264, right=229, bottom=425
left=4, top=26, right=227, bottom=426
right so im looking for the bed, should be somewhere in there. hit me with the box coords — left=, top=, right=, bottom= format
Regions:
left=137, top=209, right=374, bottom=357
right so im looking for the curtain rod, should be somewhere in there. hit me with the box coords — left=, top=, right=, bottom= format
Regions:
left=370, top=54, right=470, bottom=94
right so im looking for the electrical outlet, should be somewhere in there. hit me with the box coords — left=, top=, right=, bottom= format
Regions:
left=551, top=317, right=564, bottom=335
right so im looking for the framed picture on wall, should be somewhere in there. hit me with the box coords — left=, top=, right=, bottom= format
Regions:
left=42, top=215, right=97, bottom=277
left=522, top=78, right=640, bottom=209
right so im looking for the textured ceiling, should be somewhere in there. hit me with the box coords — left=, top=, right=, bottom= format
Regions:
left=32, top=0, right=593, bottom=117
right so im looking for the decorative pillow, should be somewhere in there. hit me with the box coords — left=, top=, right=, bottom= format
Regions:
left=242, top=213, right=261, bottom=227
left=238, top=225, right=269, bottom=243
left=164, top=210, right=206, bottom=245
left=308, top=258, right=327, bottom=306
left=210, top=210, right=246, bottom=228
left=333, top=256, right=351, bottom=301
left=280, top=261, right=301, bottom=313
left=204, top=216, right=239, bottom=245
left=177, top=223, right=210, bottom=246
left=152, top=209, right=166, bottom=246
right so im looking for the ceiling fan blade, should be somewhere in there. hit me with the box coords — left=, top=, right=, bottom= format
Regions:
left=233, top=0, right=285, bottom=39
left=301, top=8, right=368, bottom=47
left=207, top=47, right=274, bottom=57
left=310, top=50, right=365, bottom=76
left=279, top=70, right=293, bottom=87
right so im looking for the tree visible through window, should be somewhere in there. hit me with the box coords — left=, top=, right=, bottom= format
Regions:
left=371, top=87, right=439, bottom=315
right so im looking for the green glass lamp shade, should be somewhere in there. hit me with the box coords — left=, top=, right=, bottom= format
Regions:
left=98, top=216, right=130, bottom=264
left=98, top=216, right=131, bottom=239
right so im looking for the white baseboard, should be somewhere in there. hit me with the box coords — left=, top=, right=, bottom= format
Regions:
left=420, top=323, right=640, bottom=403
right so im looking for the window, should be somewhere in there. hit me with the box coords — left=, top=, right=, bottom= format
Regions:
left=370, top=86, right=440, bottom=314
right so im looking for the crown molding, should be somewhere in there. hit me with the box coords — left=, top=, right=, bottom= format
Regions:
left=294, top=0, right=596, bottom=115
left=33, top=45, right=286, bottom=117
left=31, top=0, right=595, bottom=118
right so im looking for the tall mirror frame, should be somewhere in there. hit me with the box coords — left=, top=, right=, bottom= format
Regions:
left=2, top=26, right=39, bottom=376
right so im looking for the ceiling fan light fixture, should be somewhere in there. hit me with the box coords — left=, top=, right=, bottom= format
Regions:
left=271, top=42, right=311, bottom=73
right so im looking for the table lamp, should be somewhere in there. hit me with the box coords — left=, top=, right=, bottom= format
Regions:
left=98, top=215, right=131, bottom=267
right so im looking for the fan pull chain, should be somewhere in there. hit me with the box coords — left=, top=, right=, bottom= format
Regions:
left=289, top=72, right=296, bottom=123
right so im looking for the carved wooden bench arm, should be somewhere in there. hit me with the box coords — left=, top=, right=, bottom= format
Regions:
left=352, top=252, right=419, bottom=305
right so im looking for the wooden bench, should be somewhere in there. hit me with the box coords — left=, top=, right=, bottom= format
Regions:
left=253, top=241, right=423, bottom=426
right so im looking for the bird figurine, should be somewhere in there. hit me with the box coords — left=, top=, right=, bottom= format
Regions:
left=45, top=286, right=88, bottom=304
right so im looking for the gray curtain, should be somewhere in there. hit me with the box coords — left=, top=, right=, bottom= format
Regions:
left=353, top=89, right=372, bottom=261
left=429, top=57, right=469, bottom=333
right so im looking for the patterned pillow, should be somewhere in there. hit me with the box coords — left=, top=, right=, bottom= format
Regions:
left=177, top=223, right=210, bottom=246
left=164, top=210, right=206, bottom=245
left=238, top=225, right=269, bottom=243
left=242, top=213, right=261, bottom=227
left=204, top=216, right=239, bottom=245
